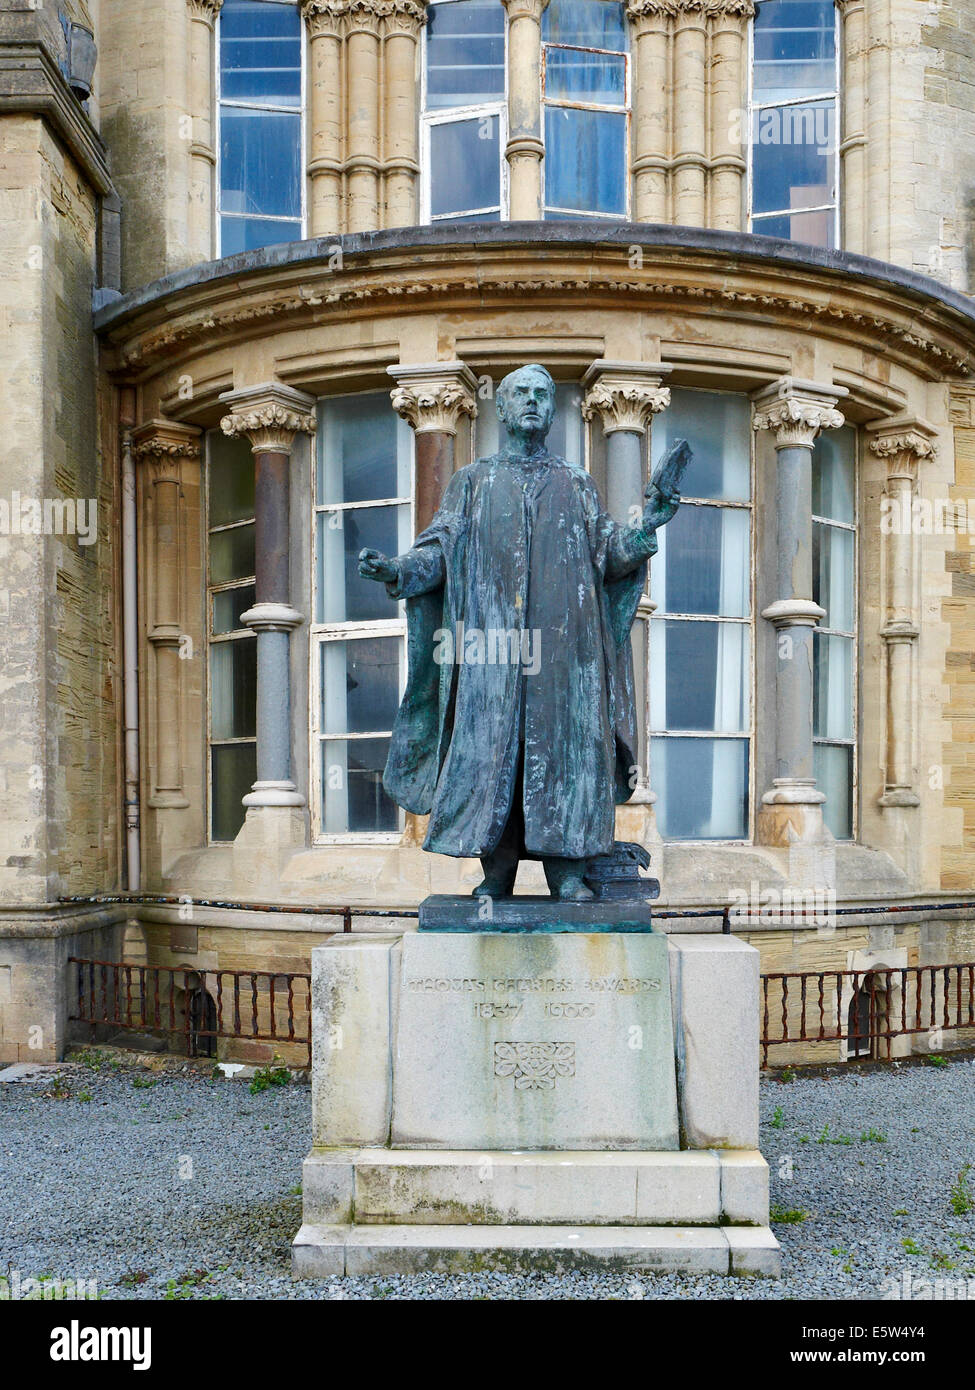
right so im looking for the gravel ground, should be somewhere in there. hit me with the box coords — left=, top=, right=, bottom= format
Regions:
left=2, top=1051, right=974, bottom=1301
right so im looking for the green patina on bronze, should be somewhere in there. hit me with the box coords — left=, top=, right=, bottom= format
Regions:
left=359, top=364, right=689, bottom=903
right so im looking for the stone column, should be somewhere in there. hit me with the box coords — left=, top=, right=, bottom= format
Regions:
left=388, top=363, right=479, bottom=530
left=626, top=0, right=671, bottom=222
left=671, top=0, right=708, bottom=226
left=345, top=0, right=383, bottom=231
left=186, top=0, right=222, bottom=262
left=382, top=0, right=427, bottom=228
left=583, top=362, right=673, bottom=841
left=867, top=416, right=936, bottom=809
left=302, top=0, right=347, bottom=236
left=836, top=0, right=867, bottom=254
left=219, top=384, right=316, bottom=812
left=708, top=0, right=753, bottom=231
left=131, top=421, right=203, bottom=811
left=502, top=0, right=549, bottom=220
left=752, top=379, right=847, bottom=845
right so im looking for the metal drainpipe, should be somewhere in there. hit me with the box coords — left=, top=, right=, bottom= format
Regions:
left=119, top=387, right=141, bottom=891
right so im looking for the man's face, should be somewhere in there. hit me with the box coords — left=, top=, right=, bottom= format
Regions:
left=499, top=368, right=556, bottom=443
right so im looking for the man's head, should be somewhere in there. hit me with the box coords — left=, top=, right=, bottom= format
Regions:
left=496, top=364, right=556, bottom=451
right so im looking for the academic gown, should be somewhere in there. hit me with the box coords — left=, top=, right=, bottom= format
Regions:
left=383, top=449, right=658, bottom=860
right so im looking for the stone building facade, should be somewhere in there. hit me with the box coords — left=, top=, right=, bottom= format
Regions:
left=3, top=0, right=975, bottom=1065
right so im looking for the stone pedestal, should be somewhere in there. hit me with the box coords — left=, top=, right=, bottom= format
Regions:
left=293, top=923, right=780, bottom=1278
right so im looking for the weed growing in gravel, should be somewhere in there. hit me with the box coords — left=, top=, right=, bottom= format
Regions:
left=132, top=1076, right=157, bottom=1089
left=78, top=1090, right=92, bottom=1103
left=817, top=1123, right=854, bottom=1145
left=770, top=1106, right=784, bottom=1128
left=893, top=1208, right=909, bottom=1216
left=42, top=1074, right=71, bottom=1100
left=950, top=1163, right=975, bottom=1215
left=902, top=1237, right=922, bottom=1255
left=78, top=1050, right=121, bottom=1074
left=926, top=1054, right=948, bottom=1068
left=859, top=1128, right=887, bottom=1143
left=120, top=1270, right=150, bottom=1287
left=164, top=1269, right=225, bottom=1301
left=929, top=1251, right=958, bottom=1271
left=249, top=1057, right=291, bottom=1095
left=770, top=1206, right=808, bottom=1224
left=779, top=1067, right=796, bottom=1083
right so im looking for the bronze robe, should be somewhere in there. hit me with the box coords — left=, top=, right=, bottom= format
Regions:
left=384, top=450, right=657, bottom=860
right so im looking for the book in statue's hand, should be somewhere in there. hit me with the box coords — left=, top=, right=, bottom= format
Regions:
left=647, top=438, right=692, bottom=501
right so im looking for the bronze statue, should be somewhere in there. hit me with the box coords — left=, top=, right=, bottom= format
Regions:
left=359, top=364, right=688, bottom=901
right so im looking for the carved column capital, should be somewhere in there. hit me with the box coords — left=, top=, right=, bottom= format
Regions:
left=131, top=420, right=202, bottom=479
left=752, top=378, right=847, bottom=448
left=387, top=362, right=479, bottom=435
left=382, top=0, right=427, bottom=37
left=625, top=0, right=754, bottom=23
left=301, top=0, right=348, bottom=36
left=501, top=0, right=549, bottom=21
left=581, top=361, right=673, bottom=434
left=867, top=414, right=937, bottom=480
left=187, top=0, right=223, bottom=24
left=219, top=383, right=317, bottom=454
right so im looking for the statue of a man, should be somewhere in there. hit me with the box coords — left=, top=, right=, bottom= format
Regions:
left=359, top=364, right=686, bottom=901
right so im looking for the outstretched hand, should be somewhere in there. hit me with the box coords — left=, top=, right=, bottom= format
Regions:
left=642, top=483, right=681, bottom=532
left=358, top=548, right=400, bottom=584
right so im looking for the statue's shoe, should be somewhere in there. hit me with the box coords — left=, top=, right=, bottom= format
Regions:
left=472, top=877, right=516, bottom=898
left=554, top=880, right=595, bottom=902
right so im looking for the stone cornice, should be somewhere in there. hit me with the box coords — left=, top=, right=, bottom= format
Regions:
left=219, top=383, right=317, bottom=453
left=388, top=362, right=479, bottom=433
left=501, top=0, right=550, bottom=21
left=94, top=225, right=975, bottom=385
left=0, top=41, right=113, bottom=197
left=752, top=378, right=847, bottom=447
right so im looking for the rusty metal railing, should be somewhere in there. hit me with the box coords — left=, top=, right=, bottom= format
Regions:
left=68, top=957, right=312, bottom=1068
left=760, top=962, right=975, bottom=1068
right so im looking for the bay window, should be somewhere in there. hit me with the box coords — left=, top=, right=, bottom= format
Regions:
left=312, top=394, right=414, bottom=838
left=421, top=0, right=508, bottom=222
left=542, top=0, right=629, bottom=219
left=649, top=390, right=753, bottom=840
left=749, top=0, right=839, bottom=248
left=206, top=432, right=257, bottom=841
left=812, top=424, right=857, bottom=839
left=217, top=0, right=304, bottom=254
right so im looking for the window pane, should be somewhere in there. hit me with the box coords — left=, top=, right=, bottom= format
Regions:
left=220, top=0, right=302, bottom=106
left=321, top=637, right=402, bottom=735
left=651, top=505, right=750, bottom=618
left=210, top=637, right=257, bottom=740
left=654, top=390, right=751, bottom=501
left=545, top=48, right=626, bottom=104
left=751, top=208, right=834, bottom=249
left=208, top=432, right=255, bottom=526
left=316, top=505, right=411, bottom=623
left=814, top=742, right=853, bottom=839
left=209, top=523, right=255, bottom=585
left=812, top=425, right=855, bottom=523
left=813, top=522, right=854, bottom=631
left=318, top=394, right=412, bottom=505
left=321, top=738, right=399, bottom=833
left=753, top=0, right=836, bottom=103
left=543, top=0, right=627, bottom=50
left=544, top=108, right=626, bottom=214
left=650, top=619, right=749, bottom=733
left=430, top=115, right=501, bottom=216
left=212, top=583, right=256, bottom=635
left=651, top=737, right=749, bottom=840
left=220, top=215, right=302, bottom=254
left=425, top=0, right=505, bottom=109
left=751, top=100, right=835, bottom=215
left=210, top=742, right=257, bottom=841
left=220, top=108, right=301, bottom=218
left=813, top=631, right=853, bottom=740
